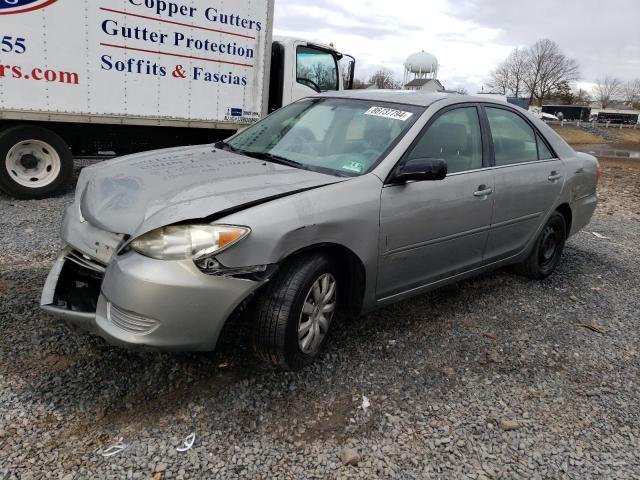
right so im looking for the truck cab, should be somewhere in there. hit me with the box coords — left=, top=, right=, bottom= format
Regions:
left=268, top=36, right=355, bottom=113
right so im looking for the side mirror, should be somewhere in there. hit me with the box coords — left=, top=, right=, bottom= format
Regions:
left=343, top=54, right=356, bottom=90
left=391, top=158, right=448, bottom=183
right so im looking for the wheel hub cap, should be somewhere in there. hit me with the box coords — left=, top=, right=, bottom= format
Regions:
left=540, top=226, right=558, bottom=262
left=20, top=154, right=39, bottom=169
left=297, top=273, right=337, bottom=355
left=5, top=139, right=62, bottom=188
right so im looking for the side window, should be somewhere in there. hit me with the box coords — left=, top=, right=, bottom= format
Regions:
left=407, top=107, right=483, bottom=174
left=486, top=107, right=538, bottom=165
left=537, top=134, right=555, bottom=159
left=296, top=46, right=338, bottom=92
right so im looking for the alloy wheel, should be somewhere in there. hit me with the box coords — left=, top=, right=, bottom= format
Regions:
left=297, top=273, right=337, bottom=354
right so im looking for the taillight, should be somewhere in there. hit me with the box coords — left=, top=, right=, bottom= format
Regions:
left=596, top=164, right=601, bottom=182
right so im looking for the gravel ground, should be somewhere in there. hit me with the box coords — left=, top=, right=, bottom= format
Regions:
left=1, top=158, right=639, bottom=479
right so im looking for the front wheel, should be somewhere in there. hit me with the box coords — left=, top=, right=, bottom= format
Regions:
left=0, top=125, right=73, bottom=199
left=253, top=254, right=338, bottom=371
left=516, top=211, right=567, bottom=280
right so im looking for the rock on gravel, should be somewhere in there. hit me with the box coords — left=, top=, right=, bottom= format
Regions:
left=1, top=158, right=639, bottom=478
left=339, top=447, right=360, bottom=466
left=497, top=418, right=523, bottom=431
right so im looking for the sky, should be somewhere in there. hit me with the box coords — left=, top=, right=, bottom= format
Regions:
left=273, top=0, right=640, bottom=94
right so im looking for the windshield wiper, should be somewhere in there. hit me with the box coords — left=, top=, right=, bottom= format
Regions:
left=242, top=151, right=305, bottom=169
left=216, top=142, right=305, bottom=170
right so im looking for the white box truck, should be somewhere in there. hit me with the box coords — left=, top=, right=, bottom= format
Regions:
left=0, top=0, right=355, bottom=198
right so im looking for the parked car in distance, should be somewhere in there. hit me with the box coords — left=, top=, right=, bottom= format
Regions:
left=41, top=90, right=599, bottom=370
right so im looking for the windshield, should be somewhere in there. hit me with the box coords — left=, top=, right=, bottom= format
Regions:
left=226, top=98, right=424, bottom=177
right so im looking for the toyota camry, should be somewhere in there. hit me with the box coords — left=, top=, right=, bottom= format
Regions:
left=41, top=90, right=599, bottom=370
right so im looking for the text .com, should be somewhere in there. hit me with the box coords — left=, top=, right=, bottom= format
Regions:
left=0, top=65, right=79, bottom=85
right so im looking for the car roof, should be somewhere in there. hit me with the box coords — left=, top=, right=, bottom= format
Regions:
left=317, top=89, right=448, bottom=106
left=318, top=89, right=512, bottom=108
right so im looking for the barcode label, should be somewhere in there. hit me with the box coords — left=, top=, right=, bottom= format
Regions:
left=364, top=106, right=414, bottom=121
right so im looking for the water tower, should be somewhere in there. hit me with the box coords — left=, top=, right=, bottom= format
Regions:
left=403, top=51, right=442, bottom=91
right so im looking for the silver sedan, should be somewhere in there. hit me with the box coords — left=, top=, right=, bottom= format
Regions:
left=41, top=91, right=599, bottom=370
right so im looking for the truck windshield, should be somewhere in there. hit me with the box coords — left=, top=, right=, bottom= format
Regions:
left=225, top=98, right=424, bottom=177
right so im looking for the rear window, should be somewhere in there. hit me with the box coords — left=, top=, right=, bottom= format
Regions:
left=486, top=107, right=538, bottom=165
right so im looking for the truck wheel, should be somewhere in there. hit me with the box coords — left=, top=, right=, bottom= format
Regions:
left=516, top=212, right=567, bottom=280
left=0, top=125, right=73, bottom=199
left=253, top=253, right=338, bottom=371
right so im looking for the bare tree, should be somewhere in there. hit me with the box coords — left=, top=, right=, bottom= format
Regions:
left=488, top=40, right=579, bottom=105
left=486, top=61, right=510, bottom=95
left=506, top=48, right=528, bottom=97
left=524, top=39, right=580, bottom=107
left=573, top=87, right=592, bottom=105
left=621, top=79, right=640, bottom=109
left=369, top=68, right=402, bottom=90
left=454, top=86, right=469, bottom=95
left=594, top=76, right=623, bottom=109
left=311, top=62, right=336, bottom=90
left=351, top=78, right=369, bottom=89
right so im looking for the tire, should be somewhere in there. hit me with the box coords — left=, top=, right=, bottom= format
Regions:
left=0, top=125, right=73, bottom=199
left=516, top=211, right=567, bottom=280
left=253, top=253, right=338, bottom=371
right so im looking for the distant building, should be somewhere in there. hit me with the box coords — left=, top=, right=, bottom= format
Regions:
left=507, top=97, right=530, bottom=109
left=404, top=78, right=445, bottom=92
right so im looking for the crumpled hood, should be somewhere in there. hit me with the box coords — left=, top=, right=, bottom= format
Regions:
left=77, top=145, right=345, bottom=235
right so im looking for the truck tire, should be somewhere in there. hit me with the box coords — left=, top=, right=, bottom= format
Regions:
left=253, top=253, right=338, bottom=371
left=0, top=125, right=73, bottom=199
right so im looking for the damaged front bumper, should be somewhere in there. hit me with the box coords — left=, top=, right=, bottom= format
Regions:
left=40, top=209, right=267, bottom=351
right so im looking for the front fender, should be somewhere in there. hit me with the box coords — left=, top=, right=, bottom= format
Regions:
left=214, top=174, right=384, bottom=310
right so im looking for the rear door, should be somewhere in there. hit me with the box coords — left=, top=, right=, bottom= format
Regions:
left=482, top=105, right=564, bottom=262
left=377, top=104, right=494, bottom=299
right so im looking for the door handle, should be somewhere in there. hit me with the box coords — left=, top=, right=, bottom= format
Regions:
left=473, top=185, right=493, bottom=197
left=548, top=171, right=563, bottom=182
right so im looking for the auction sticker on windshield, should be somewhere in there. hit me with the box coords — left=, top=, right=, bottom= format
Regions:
left=364, top=106, right=413, bottom=121
left=342, top=161, right=364, bottom=173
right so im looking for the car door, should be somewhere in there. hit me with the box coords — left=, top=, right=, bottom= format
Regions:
left=482, top=105, right=564, bottom=262
left=377, top=105, right=495, bottom=299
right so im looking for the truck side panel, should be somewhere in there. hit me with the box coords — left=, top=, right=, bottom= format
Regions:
left=0, top=0, right=273, bottom=127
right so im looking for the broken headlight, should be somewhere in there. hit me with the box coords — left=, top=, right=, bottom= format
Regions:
left=131, top=224, right=250, bottom=261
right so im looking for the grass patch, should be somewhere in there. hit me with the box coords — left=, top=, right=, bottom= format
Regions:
left=616, top=128, right=640, bottom=144
left=551, top=124, right=640, bottom=146
left=550, top=125, right=612, bottom=144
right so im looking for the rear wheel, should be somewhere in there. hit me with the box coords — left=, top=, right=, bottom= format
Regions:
left=0, top=125, right=73, bottom=199
left=516, top=211, right=567, bottom=279
left=253, top=254, right=338, bottom=371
